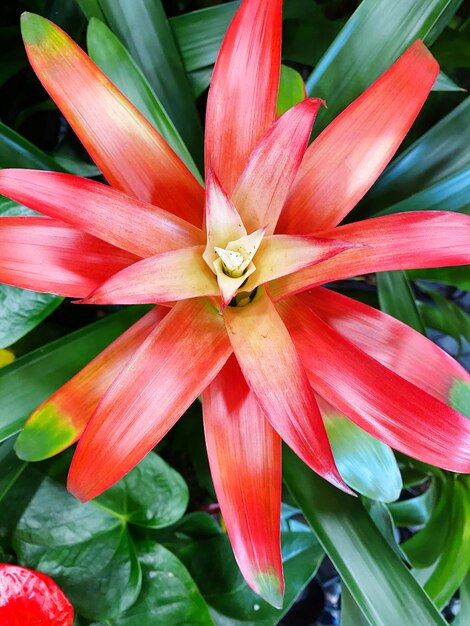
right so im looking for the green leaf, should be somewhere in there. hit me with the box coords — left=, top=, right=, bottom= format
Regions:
left=388, top=487, right=434, bottom=527
left=95, top=452, right=188, bottom=529
left=87, top=18, right=201, bottom=181
left=0, top=438, right=27, bottom=503
left=367, top=97, right=470, bottom=208
left=187, top=67, right=213, bottom=99
left=431, top=26, right=470, bottom=68
left=306, top=0, right=464, bottom=134
left=283, top=447, right=447, bottom=626
left=374, top=166, right=470, bottom=217
left=0, top=122, right=63, bottom=171
left=101, top=541, right=213, bottom=626
left=417, top=285, right=470, bottom=348
left=276, top=65, right=306, bottom=117
left=460, top=571, right=470, bottom=625
left=432, top=69, right=464, bottom=90
left=408, top=265, right=470, bottom=291
left=98, top=0, right=203, bottom=167
left=8, top=470, right=141, bottom=620
left=0, top=306, right=148, bottom=442
left=423, top=478, right=470, bottom=608
left=167, top=513, right=323, bottom=625
left=0, top=287, right=62, bottom=350
left=75, top=0, right=106, bottom=22
left=169, top=2, right=239, bottom=73
left=377, top=271, right=425, bottom=334
left=324, top=410, right=402, bottom=502
left=401, top=470, right=451, bottom=568
left=341, top=584, right=371, bottom=626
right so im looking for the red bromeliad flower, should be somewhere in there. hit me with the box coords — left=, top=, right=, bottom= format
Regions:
left=0, top=564, right=74, bottom=625
left=1, top=0, right=470, bottom=607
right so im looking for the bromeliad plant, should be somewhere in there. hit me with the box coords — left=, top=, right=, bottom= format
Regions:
left=1, top=0, right=470, bottom=608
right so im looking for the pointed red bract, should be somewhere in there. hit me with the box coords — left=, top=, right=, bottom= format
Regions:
left=304, top=288, right=470, bottom=403
left=205, top=0, right=282, bottom=194
left=271, top=212, right=470, bottom=299
left=83, top=246, right=218, bottom=305
left=223, top=288, right=351, bottom=493
left=0, top=217, right=137, bottom=297
left=232, top=98, right=322, bottom=234
left=0, top=170, right=204, bottom=258
left=203, top=356, right=283, bottom=607
left=15, top=308, right=167, bottom=461
left=68, top=298, right=232, bottom=501
left=278, top=40, right=439, bottom=234
left=0, top=564, right=74, bottom=625
left=21, top=13, right=204, bottom=226
left=278, top=296, right=470, bottom=472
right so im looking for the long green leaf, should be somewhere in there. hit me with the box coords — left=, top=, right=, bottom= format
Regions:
left=97, top=0, right=203, bottom=166
left=306, top=0, right=463, bottom=133
left=86, top=18, right=201, bottom=180
left=374, top=166, right=470, bottom=217
left=408, top=265, right=470, bottom=291
left=0, top=307, right=148, bottom=442
left=341, top=584, right=372, bottom=626
left=169, top=2, right=239, bottom=73
left=0, top=122, right=63, bottom=170
left=377, top=271, right=425, bottom=334
left=367, top=97, right=470, bottom=208
left=283, top=448, right=447, bottom=626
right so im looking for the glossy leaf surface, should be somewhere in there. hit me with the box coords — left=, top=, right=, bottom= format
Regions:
left=376, top=270, right=425, bottom=334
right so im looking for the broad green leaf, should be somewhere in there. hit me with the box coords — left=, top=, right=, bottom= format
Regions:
left=460, top=571, right=470, bottom=625
left=276, top=65, right=306, bottom=117
left=324, top=410, right=402, bottom=502
left=96, top=452, right=188, bottom=529
left=377, top=271, right=425, bottom=334
left=188, top=67, right=213, bottom=99
left=0, top=122, right=63, bottom=171
left=401, top=470, right=451, bottom=568
left=364, top=500, right=408, bottom=563
left=169, top=2, right=239, bottom=73
left=75, top=0, right=105, bottom=21
left=432, top=69, right=464, bottom=90
left=167, top=513, right=323, bottom=625
left=374, top=166, right=470, bottom=217
left=283, top=448, right=447, bottom=626
left=341, top=584, right=371, bottom=626
left=98, top=0, right=203, bottom=167
left=99, top=541, right=213, bottom=626
left=367, top=97, right=470, bottom=208
left=408, top=266, right=470, bottom=291
left=0, top=438, right=27, bottom=503
left=0, top=286, right=62, bottom=350
left=388, top=487, right=434, bottom=527
left=8, top=469, right=141, bottom=620
left=87, top=18, right=201, bottom=181
left=0, top=307, right=148, bottom=442
left=306, top=0, right=464, bottom=134
left=423, top=479, right=470, bottom=608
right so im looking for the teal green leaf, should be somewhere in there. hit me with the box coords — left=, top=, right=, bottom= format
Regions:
left=276, top=65, right=306, bottom=117
left=367, top=97, right=470, bottom=208
left=424, top=479, right=470, bottom=608
left=95, top=452, right=188, bottom=529
left=9, top=470, right=141, bottom=620
left=283, top=447, right=447, bottom=626
left=168, top=513, right=323, bottom=625
left=87, top=18, right=201, bottom=181
left=324, top=410, right=402, bottom=502
left=0, top=307, right=148, bottom=442
left=377, top=271, right=425, bottom=334
left=432, top=70, right=464, bottom=90
left=98, top=0, right=203, bottom=166
left=374, top=166, right=470, bottom=217
left=170, top=2, right=239, bottom=73
left=100, top=541, right=213, bottom=626
left=306, top=0, right=464, bottom=134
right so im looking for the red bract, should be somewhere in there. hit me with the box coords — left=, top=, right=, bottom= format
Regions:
left=0, top=564, right=73, bottom=625
left=1, top=1, right=470, bottom=607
